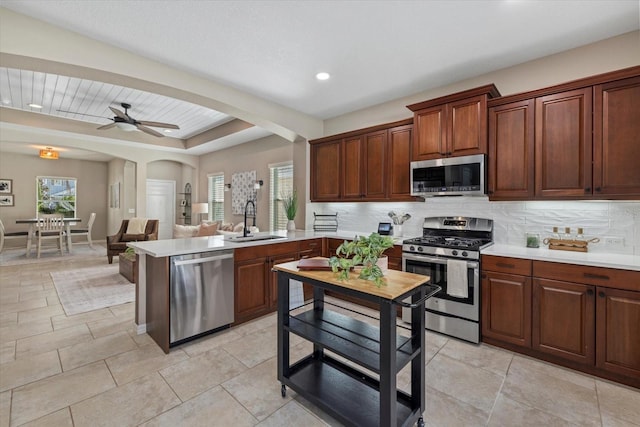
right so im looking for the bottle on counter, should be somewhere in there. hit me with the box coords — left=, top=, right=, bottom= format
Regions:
left=576, top=227, right=584, bottom=241
left=552, top=227, right=560, bottom=240
left=563, top=227, right=573, bottom=240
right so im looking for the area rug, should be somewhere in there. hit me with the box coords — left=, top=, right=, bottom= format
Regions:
left=0, top=244, right=107, bottom=267
left=50, top=264, right=134, bottom=316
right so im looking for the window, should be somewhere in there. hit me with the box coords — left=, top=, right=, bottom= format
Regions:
left=269, top=163, right=294, bottom=231
left=207, top=173, right=224, bottom=222
left=37, top=176, right=77, bottom=218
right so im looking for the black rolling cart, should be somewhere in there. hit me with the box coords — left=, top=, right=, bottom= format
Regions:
left=273, top=261, right=440, bottom=427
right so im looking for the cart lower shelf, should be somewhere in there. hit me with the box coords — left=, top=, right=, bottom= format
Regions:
left=282, top=354, right=420, bottom=427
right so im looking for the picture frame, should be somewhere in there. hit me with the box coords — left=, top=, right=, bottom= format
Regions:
left=0, top=194, right=14, bottom=206
left=0, top=179, right=12, bottom=194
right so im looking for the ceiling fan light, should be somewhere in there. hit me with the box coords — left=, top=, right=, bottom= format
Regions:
left=39, top=147, right=59, bottom=160
left=115, top=122, right=138, bottom=132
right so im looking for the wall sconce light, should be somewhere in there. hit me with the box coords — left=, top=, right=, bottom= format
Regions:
left=39, top=147, right=59, bottom=160
left=224, top=183, right=231, bottom=192
left=254, top=179, right=264, bottom=190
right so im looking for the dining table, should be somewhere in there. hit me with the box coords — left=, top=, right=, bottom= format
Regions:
left=15, top=218, right=81, bottom=257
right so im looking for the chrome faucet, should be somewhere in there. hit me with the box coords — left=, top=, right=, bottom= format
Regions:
left=243, top=200, right=256, bottom=237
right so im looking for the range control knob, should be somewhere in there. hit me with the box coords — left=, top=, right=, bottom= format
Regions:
left=452, top=250, right=458, bottom=256
left=409, top=246, right=415, bottom=252
left=418, top=246, right=424, bottom=252
left=462, top=251, right=468, bottom=257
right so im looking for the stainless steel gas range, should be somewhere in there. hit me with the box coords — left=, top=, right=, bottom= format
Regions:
left=401, top=216, right=493, bottom=343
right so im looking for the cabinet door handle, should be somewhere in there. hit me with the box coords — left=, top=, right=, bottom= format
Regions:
left=481, top=273, right=487, bottom=279
left=584, top=272, right=609, bottom=280
left=598, top=291, right=606, bottom=298
left=585, top=187, right=591, bottom=193
left=586, top=289, right=594, bottom=296
left=595, top=187, right=601, bottom=192
left=496, top=263, right=515, bottom=268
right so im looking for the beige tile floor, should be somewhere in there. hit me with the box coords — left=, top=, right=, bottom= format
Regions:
left=1, top=254, right=639, bottom=426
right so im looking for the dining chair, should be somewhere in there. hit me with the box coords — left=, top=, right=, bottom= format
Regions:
left=70, top=212, right=96, bottom=248
left=0, top=218, right=29, bottom=253
left=35, top=214, right=66, bottom=258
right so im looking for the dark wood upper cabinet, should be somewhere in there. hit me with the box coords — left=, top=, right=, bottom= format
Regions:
left=387, top=124, right=413, bottom=200
left=363, top=130, right=388, bottom=199
left=535, top=88, right=593, bottom=199
left=310, top=138, right=341, bottom=201
left=488, top=65, right=640, bottom=201
left=342, top=135, right=364, bottom=199
left=309, top=119, right=416, bottom=202
left=407, top=84, right=500, bottom=161
left=593, top=75, right=640, bottom=198
left=488, top=99, right=535, bottom=200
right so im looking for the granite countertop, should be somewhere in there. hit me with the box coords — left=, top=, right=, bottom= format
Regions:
left=127, top=229, right=405, bottom=258
left=482, top=244, right=640, bottom=272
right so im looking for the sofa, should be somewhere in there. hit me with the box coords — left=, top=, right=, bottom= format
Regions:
left=172, top=221, right=257, bottom=238
left=107, top=218, right=159, bottom=263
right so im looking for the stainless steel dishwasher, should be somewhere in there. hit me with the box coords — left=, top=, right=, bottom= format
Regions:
left=170, top=249, right=234, bottom=345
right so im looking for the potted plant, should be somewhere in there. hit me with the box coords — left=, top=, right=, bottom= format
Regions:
left=329, top=232, right=394, bottom=286
left=281, top=189, right=298, bottom=232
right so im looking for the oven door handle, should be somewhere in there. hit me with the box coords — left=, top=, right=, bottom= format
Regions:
left=403, top=253, right=479, bottom=269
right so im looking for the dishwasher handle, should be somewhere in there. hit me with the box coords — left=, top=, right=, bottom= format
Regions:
left=172, top=252, right=234, bottom=266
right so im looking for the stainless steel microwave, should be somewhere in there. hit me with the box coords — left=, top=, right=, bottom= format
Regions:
left=410, top=154, right=486, bottom=197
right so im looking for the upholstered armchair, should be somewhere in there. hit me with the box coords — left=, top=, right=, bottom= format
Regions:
left=107, top=219, right=159, bottom=263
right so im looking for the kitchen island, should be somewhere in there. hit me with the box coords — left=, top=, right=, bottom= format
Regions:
left=273, top=260, right=439, bottom=427
left=127, top=230, right=405, bottom=352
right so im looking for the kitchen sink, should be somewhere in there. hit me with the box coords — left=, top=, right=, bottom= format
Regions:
left=224, top=234, right=287, bottom=243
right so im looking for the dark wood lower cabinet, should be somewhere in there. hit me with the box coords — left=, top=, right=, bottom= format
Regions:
left=481, top=255, right=640, bottom=389
left=596, top=287, right=640, bottom=379
left=532, top=278, right=595, bottom=365
left=234, top=257, right=269, bottom=324
left=482, top=271, right=531, bottom=347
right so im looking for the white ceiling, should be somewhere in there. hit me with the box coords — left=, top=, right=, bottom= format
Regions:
left=0, top=0, right=638, bottom=160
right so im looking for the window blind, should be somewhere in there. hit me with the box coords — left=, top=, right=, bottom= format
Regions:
left=207, top=173, right=224, bottom=222
left=269, top=163, right=293, bottom=231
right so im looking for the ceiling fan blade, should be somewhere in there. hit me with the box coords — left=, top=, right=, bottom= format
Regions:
left=97, top=123, right=117, bottom=130
left=136, top=124, right=164, bottom=137
left=109, top=106, right=128, bottom=120
left=138, top=120, right=180, bottom=130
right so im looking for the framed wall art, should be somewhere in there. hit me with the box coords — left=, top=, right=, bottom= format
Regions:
left=0, top=194, right=14, bottom=206
left=231, top=170, right=256, bottom=214
left=0, top=179, right=12, bottom=194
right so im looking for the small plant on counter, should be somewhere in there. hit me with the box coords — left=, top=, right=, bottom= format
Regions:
left=281, top=189, right=298, bottom=221
left=328, top=232, right=394, bottom=286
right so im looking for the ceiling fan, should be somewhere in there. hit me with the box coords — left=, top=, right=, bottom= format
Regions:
left=58, top=102, right=180, bottom=137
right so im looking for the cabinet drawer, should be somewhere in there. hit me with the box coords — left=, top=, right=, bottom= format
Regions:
left=482, top=255, right=532, bottom=276
left=299, top=238, right=323, bottom=252
left=234, top=245, right=268, bottom=261
left=533, top=261, right=640, bottom=292
left=383, top=244, right=402, bottom=258
left=268, top=241, right=299, bottom=256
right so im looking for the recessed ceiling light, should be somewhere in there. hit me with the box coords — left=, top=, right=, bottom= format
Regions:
left=28, top=103, right=43, bottom=109
left=316, top=72, right=330, bottom=81
left=163, top=129, right=172, bottom=133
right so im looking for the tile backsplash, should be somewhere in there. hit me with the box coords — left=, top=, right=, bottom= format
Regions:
left=307, top=198, right=640, bottom=255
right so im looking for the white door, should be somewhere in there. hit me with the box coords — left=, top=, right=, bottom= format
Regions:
left=146, top=179, right=175, bottom=240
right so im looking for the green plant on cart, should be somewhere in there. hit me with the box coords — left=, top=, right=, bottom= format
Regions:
left=328, top=232, right=394, bottom=286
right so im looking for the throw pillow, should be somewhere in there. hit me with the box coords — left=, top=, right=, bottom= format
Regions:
left=173, top=224, right=199, bottom=238
left=126, top=218, right=148, bottom=234
left=233, top=222, right=245, bottom=233
left=220, top=222, right=234, bottom=231
left=197, top=222, right=219, bottom=236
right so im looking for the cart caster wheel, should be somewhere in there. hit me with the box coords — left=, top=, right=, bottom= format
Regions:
left=417, top=417, right=424, bottom=427
left=281, top=384, right=286, bottom=398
